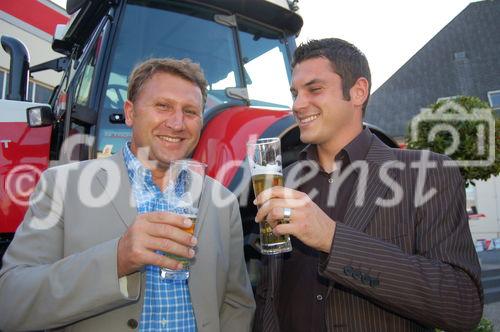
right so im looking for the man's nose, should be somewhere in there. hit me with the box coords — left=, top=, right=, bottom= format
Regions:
left=293, top=92, right=308, bottom=111
left=164, top=108, right=185, bottom=131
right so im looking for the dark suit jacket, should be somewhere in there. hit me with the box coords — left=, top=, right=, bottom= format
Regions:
left=254, top=136, right=483, bottom=332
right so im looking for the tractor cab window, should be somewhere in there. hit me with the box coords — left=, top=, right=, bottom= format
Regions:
left=237, top=18, right=293, bottom=109
left=74, top=48, right=98, bottom=108
left=97, top=0, right=242, bottom=154
left=51, top=15, right=109, bottom=162
left=103, top=0, right=240, bottom=111
left=97, top=0, right=297, bottom=156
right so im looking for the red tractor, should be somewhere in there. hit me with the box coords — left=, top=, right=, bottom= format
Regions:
left=0, top=0, right=397, bottom=270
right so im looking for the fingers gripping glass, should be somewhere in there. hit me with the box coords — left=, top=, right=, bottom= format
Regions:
left=160, top=160, right=206, bottom=280
left=247, top=137, right=292, bottom=255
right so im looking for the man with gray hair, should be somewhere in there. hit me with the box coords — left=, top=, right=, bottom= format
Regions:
left=0, top=58, right=255, bottom=331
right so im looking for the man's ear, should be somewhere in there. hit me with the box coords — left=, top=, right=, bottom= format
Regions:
left=124, top=100, right=134, bottom=127
left=349, top=77, right=369, bottom=109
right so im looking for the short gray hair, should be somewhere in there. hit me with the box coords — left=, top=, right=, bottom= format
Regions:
left=128, top=58, right=208, bottom=107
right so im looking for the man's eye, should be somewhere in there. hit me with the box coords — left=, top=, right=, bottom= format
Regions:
left=158, top=103, right=175, bottom=112
left=184, top=109, right=200, bottom=116
left=310, top=87, right=322, bottom=93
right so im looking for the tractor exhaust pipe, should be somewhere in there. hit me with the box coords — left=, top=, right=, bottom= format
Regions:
left=1, top=36, right=30, bottom=101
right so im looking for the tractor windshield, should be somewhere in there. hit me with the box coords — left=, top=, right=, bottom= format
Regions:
left=97, top=0, right=294, bottom=151
left=103, top=0, right=293, bottom=110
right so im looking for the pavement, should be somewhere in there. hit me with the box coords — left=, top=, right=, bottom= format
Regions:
left=478, top=249, right=500, bottom=331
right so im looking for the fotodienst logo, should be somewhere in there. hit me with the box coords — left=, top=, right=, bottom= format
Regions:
left=409, top=99, right=496, bottom=167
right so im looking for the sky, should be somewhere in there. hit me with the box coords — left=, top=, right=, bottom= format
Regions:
left=295, top=0, right=475, bottom=90
left=49, top=0, right=475, bottom=90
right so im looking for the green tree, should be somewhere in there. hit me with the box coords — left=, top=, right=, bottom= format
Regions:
left=436, top=317, right=494, bottom=332
left=406, top=96, right=500, bottom=186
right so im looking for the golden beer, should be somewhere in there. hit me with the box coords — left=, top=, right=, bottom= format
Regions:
left=165, top=214, right=197, bottom=268
left=247, top=137, right=292, bottom=255
left=161, top=159, right=206, bottom=280
left=183, top=215, right=197, bottom=236
left=252, top=172, right=292, bottom=254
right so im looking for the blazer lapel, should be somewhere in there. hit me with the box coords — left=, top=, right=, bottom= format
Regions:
left=342, top=137, right=399, bottom=233
left=191, top=177, right=210, bottom=239
left=326, top=137, right=400, bottom=299
left=95, top=153, right=137, bottom=229
left=185, top=178, right=215, bottom=329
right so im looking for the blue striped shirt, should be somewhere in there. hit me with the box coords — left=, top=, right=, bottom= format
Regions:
left=123, top=143, right=197, bottom=331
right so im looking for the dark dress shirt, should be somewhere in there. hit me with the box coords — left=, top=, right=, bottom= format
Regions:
left=278, top=128, right=373, bottom=332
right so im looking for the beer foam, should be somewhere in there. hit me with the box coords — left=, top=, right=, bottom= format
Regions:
left=181, top=213, right=197, bottom=220
left=251, top=164, right=282, bottom=176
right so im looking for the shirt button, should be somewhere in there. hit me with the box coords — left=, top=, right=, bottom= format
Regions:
left=316, top=294, right=323, bottom=301
left=328, top=178, right=334, bottom=183
left=127, top=319, right=138, bottom=329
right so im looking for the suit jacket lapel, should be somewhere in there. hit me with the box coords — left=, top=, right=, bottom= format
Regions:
left=263, top=255, right=283, bottom=332
left=95, top=153, right=137, bottom=229
left=325, top=137, right=399, bottom=299
left=185, top=178, right=214, bottom=328
left=192, top=178, right=209, bottom=239
left=342, top=137, right=399, bottom=233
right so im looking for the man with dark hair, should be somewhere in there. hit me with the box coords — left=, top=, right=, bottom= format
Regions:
left=254, top=38, right=482, bottom=331
left=0, top=58, right=255, bottom=331
left=292, top=38, right=372, bottom=115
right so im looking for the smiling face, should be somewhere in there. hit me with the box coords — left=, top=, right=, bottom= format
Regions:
left=124, top=72, right=203, bottom=170
left=290, top=57, right=366, bottom=155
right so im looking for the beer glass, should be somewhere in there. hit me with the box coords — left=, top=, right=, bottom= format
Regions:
left=160, top=160, right=206, bottom=280
left=247, top=137, right=292, bottom=255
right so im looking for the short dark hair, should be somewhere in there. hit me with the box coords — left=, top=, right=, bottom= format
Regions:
left=128, top=58, right=208, bottom=107
left=292, top=38, right=371, bottom=115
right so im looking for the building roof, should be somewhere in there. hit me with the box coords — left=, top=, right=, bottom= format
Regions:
left=365, top=0, right=500, bottom=138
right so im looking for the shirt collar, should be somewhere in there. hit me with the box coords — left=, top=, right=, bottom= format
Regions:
left=343, top=126, right=373, bottom=164
left=299, top=126, right=373, bottom=166
left=122, top=142, right=159, bottom=194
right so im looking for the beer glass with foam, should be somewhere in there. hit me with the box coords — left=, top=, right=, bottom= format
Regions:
left=160, top=159, right=206, bottom=280
left=247, top=137, right=292, bottom=255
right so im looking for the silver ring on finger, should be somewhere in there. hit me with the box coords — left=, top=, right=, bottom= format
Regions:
left=283, top=207, right=292, bottom=223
